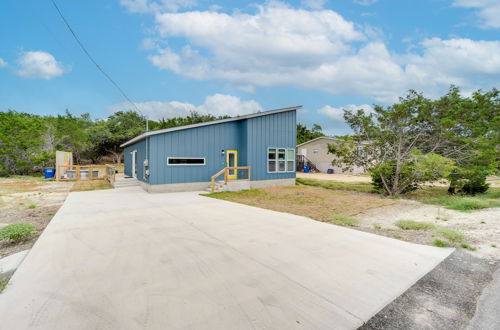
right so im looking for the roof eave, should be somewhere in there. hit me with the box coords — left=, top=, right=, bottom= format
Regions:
left=120, top=105, right=302, bottom=148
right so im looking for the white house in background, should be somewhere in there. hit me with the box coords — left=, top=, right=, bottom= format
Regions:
left=296, top=137, right=365, bottom=174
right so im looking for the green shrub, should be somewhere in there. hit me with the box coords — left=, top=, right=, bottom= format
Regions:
left=447, top=198, right=493, bottom=211
left=433, top=239, right=450, bottom=247
left=460, top=243, right=477, bottom=251
left=0, top=223, right=36, bottom=242
left=435, top=227, right=464, bottom=243
left=0, top=277, right=8, bottom=293
left=370, top=161, right=418, bottom=195
left=395, top=220, right=435, bottom=230
left=460, top=176, right=490, bottom=195
left=330, top=214, right=358, bottom=227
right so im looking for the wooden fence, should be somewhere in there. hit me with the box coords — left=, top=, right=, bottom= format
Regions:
left=56, top=164, right=123, bottom=181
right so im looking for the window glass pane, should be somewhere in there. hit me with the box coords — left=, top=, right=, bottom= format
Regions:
left=287, top=149, right=295, bottom=160
left=278, top=149, right=286, bottom=160
left=278, top=161, right=286, bottom=172
left=268, top=161, right=276, bottom=172
left=168, top=158, right=205, bottom=165
left=287, top=161, right=294, bottom=172
left=268, top=148, right=276, bottom=160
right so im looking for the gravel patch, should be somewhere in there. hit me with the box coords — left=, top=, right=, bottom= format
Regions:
left=357, top=200, right=500, bottom=259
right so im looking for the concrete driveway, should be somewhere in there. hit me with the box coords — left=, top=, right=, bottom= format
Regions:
left=0, top=187, right=452, bottom=329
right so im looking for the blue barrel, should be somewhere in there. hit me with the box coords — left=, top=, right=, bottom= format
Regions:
left=303, top=166, right=310, bottom=173
left=43, top=167, right=56, bottom=179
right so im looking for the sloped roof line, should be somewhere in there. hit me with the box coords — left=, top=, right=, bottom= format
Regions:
left=121, top=105, right=302, bottom=147
left=296, top=136, right=339, bottom=148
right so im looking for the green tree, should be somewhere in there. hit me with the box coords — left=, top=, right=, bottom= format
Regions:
left=151, top=111, right=230, bottom=130
left=88, top=111, right=146, bottom=163
left=47, top=110, right=94, bottom=164
left=328, top=91, right=456, bottom=196
left=297, top=123, right=324, bottom=144
left=0, top=110, right=52, bottom=176
left=416, top=87, right=499, bottom=194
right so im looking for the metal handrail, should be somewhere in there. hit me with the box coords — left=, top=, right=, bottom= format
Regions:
left=210, top=166, right=251, bottom=192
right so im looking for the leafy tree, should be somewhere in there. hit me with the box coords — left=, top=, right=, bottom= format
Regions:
left=420, top=87, right=499, bottom=194
left=0, top=111, right=52, bottom=176
left=328, top=88, right=499, bottom=196
left=88, top=111, right=146, bottom=163
left=151, top=111, right=230, bottom=130
left=46, top=110, right=94, bottom=164
left=328, top=91, right=456, bottom=196
left=297, top=123, right=324, bottom=144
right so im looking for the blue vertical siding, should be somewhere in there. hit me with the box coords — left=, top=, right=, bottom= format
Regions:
left=123, top=109, right=296, bottom=185
left=123, top=139, right=148, bottom=182
left=148, top=121, right=245, bottom=185
left=246, top=111, right=296, bottom=181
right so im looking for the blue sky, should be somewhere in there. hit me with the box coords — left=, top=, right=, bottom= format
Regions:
left=1, top=0, right=499, bottom=135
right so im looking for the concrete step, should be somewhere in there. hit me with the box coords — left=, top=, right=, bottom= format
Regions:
left=113, top=179, right=140, bottom=188
left=205, top=182, right=227, bottom=192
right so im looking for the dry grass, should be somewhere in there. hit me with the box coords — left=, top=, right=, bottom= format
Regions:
left=70, top=180, right=113, bottom=192
left=0, top=177, right=68, bottom=259
left=205, top=185, right=394, bottom=222
left=405, top=186, right=500, bottom=211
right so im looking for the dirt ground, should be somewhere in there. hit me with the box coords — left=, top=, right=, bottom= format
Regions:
left=208, top=185, right=395, bottom=222
left=357, top=200, right=500, bottom=260
left=0, top=177, right=73, bottom=258
left=297, top=172, right=371, bottom=183
left=298, top=172, right=500, bottom=188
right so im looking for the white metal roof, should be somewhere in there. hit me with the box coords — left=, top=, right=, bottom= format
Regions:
left=296, top=136, right=339, bottom=148
left=121, top=106, right=302, bottom=147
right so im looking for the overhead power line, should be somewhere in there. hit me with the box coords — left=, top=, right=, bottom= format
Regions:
left=50, top=0, right=148, bottom=130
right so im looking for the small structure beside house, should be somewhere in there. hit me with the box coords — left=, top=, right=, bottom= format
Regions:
left=296, top=136, right=365, bottom=174
left=121, top=106, right=300, bottom=192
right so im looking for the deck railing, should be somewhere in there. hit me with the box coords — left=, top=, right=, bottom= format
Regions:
left=55, top=164, right=123, bottom=181
left=210, top=166, right=251, bottom=192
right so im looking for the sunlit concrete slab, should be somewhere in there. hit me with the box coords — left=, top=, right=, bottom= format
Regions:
left=0, top=187, right=452, bottom=329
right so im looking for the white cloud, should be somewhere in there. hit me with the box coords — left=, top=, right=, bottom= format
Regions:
left=404, top=38, right=500, bottom=89
left=119, top=0, right=196, bottom=13
left=127, top=1, right=500, bottom=103
left=0, top=58, right=7, bottom=67
left=453, top=0, right=500, bottom=29
left=301, top=0, right=327, bottom=9
left=108, top=94, right=263, bottom=120
left=318, top=104, right=373, bottom=121
left=16, top=51, right=66, bottom=80
left=353, top=0, right=378, bottom=6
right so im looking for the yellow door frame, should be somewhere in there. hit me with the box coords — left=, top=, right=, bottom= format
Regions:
left=226, top=150, right=238, bottom=179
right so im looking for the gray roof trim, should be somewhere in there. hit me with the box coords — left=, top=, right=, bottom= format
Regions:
left=120, top=106, right=302, bottom=147
left=296, top=136, right=339, bottom=148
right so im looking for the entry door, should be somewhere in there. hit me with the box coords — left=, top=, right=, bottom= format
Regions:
left=226, top=150, right=238, bottom=179
left=131, top=151, right=138, bottom=178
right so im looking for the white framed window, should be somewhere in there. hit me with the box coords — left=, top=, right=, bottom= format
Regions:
left=167, top=157, right=206, bottom=166
left=268, top=148, right=295, bottom=173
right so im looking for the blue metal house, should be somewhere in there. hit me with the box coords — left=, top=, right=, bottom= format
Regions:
left=121, top=106, right=300, bottom=192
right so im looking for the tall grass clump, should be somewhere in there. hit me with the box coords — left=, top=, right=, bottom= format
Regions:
left=330, top=214, right=358, bottom=227
left=0, top=223, right=36, bottom=243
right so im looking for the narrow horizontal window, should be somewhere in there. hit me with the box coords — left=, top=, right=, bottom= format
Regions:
left=167, top=157, right=206, bottom=166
